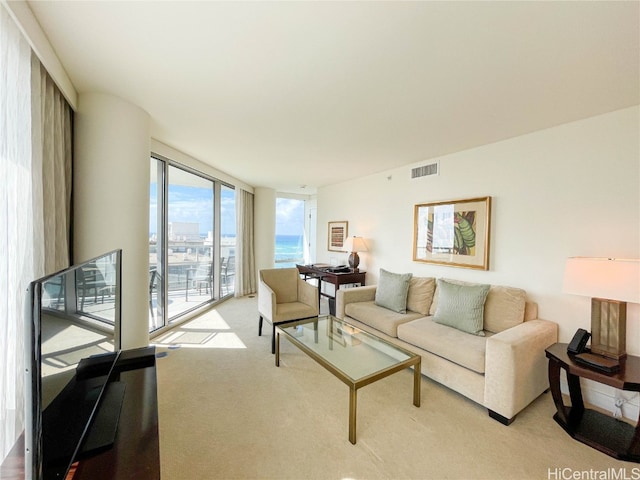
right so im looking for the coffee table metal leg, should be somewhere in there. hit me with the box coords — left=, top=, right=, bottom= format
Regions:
left=349, top=386, right=357, bottom=444
left=413, top=360, right=421, bottom=407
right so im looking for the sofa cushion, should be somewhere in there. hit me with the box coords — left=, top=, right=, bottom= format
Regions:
left=429, top=279, right=526, bottom=333
left=397, top=317, right=490, bottom=374
left=406, top=277, right=436, bottom=315
left=345, top=301, right=423, bottom=337
left=375, top=269, right=412, bottom=313
left=483, top=286, right=526, bottom=333
left=433, top=279, right=490, bottom=336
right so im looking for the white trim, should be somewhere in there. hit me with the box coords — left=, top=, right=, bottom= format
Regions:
left=151, top=138, right=254, bottom=194
left=2, top=0, right=78, bottom=109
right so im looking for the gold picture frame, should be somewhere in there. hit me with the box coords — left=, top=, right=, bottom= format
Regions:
left=328, top=221, right=348, bottom=252
left=413, top=197, right=491, bottom=270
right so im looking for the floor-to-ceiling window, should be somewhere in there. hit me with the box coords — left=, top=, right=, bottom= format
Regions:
left=149, top=156, right=235, bottom=331
left=275, top=196, right=306, bottom=268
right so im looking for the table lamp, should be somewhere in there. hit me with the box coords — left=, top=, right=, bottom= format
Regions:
left=343, top=236, right=368, bottom=271
left=563, top=257, right=640, bottom=361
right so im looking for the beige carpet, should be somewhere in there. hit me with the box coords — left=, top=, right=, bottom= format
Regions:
left=154, top=296, right=635, bottom=480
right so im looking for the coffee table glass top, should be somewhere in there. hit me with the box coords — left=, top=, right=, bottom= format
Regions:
left=278, top=315, right=416, bottom=382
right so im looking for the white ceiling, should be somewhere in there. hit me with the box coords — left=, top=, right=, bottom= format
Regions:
left=27, top=1, right=639, bottom=194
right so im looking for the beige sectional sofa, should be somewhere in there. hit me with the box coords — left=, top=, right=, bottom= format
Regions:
left=335, top=273, right=558, bottom=424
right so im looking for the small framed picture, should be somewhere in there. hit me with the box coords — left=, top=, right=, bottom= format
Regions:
left=328, top=221, right=348, bottom=252
left=413, top=197, right=491, bottom=270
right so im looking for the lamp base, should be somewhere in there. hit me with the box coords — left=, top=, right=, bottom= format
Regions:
left=590, top=298, right=627, bottom=360
left=348, top=252, right=360, bottom=271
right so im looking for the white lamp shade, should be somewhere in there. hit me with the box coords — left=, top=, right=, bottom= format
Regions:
left=343, top=236, right=368, bottom=253
left=563, top=257, right=640, bottom=303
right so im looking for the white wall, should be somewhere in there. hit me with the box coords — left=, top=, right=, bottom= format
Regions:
left=74, top=93, right=151, bottom=349
left=317, top=106, right=640, bottom=416
left=254, top=187, right=277, bottom=275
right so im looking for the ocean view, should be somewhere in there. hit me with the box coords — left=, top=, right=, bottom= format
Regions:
left=149, top=233, right=305, bottom=268
left=275, top=234, right=304, bottom=267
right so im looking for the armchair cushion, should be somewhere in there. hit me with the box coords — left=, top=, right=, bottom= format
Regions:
left=274, top=302, right=318, bottom=323
left=259, top=268, right=319, bottom=324
left=260, top=268, right=298, bottom=304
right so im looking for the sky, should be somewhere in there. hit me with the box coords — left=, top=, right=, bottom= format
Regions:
left=150, top=185, right=305, bottom=237
left=149, top=184, right=236, bottom=236
left=275, top=197, right=305, bottom=236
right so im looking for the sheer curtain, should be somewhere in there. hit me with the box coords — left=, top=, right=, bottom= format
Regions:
left=0, top=4, right=38, bottom=461
left=0, top=6, right=72, bottom=461
left=235, top=188, right=256, bottom=297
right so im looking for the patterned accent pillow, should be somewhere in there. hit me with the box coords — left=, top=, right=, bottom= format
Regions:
left=375, top=269, right=413, bottom=314
left=433, top=279, right=490, bottom=336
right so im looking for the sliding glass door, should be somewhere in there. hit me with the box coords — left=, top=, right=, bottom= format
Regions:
left=149, top=156, right=235, bottom=332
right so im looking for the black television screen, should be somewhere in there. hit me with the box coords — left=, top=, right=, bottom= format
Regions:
left=25, top=250, right=122, bottom=480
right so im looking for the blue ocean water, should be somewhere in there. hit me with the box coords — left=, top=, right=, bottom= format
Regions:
left=275, top=234, right=304, bottom=267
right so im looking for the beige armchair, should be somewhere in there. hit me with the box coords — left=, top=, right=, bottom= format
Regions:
left=258, top=268, right=319, bottom=353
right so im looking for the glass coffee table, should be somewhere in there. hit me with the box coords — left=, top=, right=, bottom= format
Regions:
left=275, top=315, right=421, bottom=444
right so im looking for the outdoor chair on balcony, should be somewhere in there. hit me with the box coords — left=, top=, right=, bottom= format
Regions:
left=77, top=263, right=109, bottom=310
left=149, top=268, right=160, bottom=322
left=258, top=267, right=319, bottom=354
left=221, top=256, right=235, bottom=294
left=192, top=263, right=213, bottom=295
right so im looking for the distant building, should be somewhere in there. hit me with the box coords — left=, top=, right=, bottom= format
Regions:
left=169, top=222, right=201, bottom=242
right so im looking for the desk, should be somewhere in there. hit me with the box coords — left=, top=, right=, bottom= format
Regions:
left=545, top=343, right=640, bottom=462
left=297, top=265, right=365, bottom=314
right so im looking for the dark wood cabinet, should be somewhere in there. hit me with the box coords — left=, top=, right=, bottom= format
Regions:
left=0, top=359, right=160, bottom=480
left=546, top=343, right=640, bottom=462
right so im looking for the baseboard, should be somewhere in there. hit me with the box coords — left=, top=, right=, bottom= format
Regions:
left=559, top=377, right=639, bottom=422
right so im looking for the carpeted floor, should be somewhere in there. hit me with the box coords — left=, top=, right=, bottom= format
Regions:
left=153, top=296, right=635, bottom=480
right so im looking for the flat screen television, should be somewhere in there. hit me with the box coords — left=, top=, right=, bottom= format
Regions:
left=25, top=250, right=123, bottom=480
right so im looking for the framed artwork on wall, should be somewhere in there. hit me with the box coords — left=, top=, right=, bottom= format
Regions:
left=413, top=196, right=491, bottom=270
left=328, top=221, right=348, bottom=252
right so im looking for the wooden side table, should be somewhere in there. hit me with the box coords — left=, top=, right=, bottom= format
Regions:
left=545, top=343, right=640, bottom=462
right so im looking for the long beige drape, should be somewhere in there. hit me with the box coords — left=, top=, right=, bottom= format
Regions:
left=32, top=59, right=73, bottom=273
left=235, top=188, right=256, bottom=296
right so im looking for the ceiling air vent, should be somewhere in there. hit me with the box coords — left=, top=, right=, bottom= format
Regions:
left=410, top=161, right=439, bottom=180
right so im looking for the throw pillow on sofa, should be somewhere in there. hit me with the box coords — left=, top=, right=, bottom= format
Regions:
left=433, top=279, right=490, bottom=336
left=483, top=285, right=526, bottom=333
left=375, top=269, right=413, bottom=314
left=406, top=276, right=436, bottom=315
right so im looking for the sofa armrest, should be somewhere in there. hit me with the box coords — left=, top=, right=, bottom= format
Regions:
left=297, top=278, right=319, bottom=313
left=484, top=319, right=558, bottom=421
left=335, top=285, right=377, bottom=319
